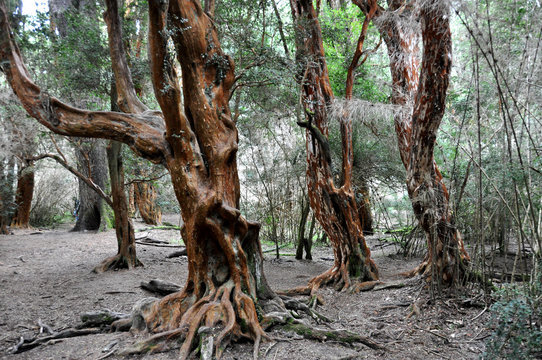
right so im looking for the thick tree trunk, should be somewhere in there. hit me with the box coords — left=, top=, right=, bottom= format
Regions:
left=372, top=0, right=469, bottom=284
left=72, top=139, right=108, bottom=232
left=134, top=179, right=161, bottom=225
left=1, top=0, right=283, bottom=356
left=10, top=164, right=34, bottom=229
left=94, top=141, right=142, bottom=272
left=290, top=0, right=378, bottom=295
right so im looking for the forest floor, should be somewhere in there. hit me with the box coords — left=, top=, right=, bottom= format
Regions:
left=0, top=214, right=493, bottom=360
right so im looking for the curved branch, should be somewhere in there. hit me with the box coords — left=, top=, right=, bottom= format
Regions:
left=0, top=4, right=169, bottom=164
left=28, top=154, right=113, bottom=207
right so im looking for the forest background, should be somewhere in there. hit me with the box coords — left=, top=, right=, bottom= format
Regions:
left=0, top=0, right=541, bottom=358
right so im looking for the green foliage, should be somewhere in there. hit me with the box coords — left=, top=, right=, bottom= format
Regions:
left=485, top=266, right=542, bottom=359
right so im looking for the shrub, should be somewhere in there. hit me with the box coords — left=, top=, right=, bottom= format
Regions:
left=485, top=264, right=542, bottom=359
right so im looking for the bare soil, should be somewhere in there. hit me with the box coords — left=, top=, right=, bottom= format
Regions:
left=0, top=215, right=491, bottom=359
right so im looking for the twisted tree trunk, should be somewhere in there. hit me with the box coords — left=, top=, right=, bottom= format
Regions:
left=1, top=0, right=282, bottom=356
left=134, top=179, right=161, bottom=225
left=367, top=0, right=470, bottom=284
left=290, top=0, right=378, bottom=295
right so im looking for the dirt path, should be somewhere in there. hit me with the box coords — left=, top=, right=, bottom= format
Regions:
left=0, top=215, right=490, bottom=359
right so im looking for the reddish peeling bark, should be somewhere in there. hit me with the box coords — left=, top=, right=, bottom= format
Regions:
left=10, top=164, right=34, bottom=229
left=290, top=0, right=378, bottom=295
left=355, top=180, right=373, bottom=235
left=1, top=0, right=280, bottom=357
left=134, top=180, right=162, bottom=225
left=364, top=0, right=469, bottom=284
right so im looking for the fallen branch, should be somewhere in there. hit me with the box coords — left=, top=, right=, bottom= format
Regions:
left=167, top=248, right=187, bottom=258
left=140, top=279, right=182, bottom=296
left=136, top=240, right=184, bottom=248
left=10, top=328, right=102, bottom=354
left=135, top=225, right=181, bottom=232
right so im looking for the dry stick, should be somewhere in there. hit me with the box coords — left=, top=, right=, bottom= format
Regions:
left=10, top=328, right=102, bottom=354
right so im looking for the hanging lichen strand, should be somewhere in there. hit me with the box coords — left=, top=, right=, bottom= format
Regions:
left=290, top=0, right=378, bottom=295
left=0, top=0, right=283, bottom=357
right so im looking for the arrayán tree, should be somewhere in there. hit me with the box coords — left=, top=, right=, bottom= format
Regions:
left=0, top=0, right=283, bottom=357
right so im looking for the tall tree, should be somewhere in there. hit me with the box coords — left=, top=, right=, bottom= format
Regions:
left=1, top=0, right=283, bottom=357
left=354, top=0, right=470, bottom=284
left=290, top=0, right=378, bottom=295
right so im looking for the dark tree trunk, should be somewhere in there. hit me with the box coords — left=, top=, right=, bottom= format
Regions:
left=290, top=0, right=378, bottom=295
left=295, top=196, right=310, bottom=260
left=0, top=157, right=16, bottom=234
left=355, top=179, right=373, bottom=235
left=71, top=139, right=108, bottom=232
left=10, top=163, right=34, bottom=229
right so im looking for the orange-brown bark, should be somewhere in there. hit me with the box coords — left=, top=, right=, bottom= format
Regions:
left=1, top=0, right=278, bottom=356
left=134, top=180, right=161, bottom=225
left=361, top=0, right=470, bottom=284
left=290, top=0, right=378, bottom=295
left=10, top=165, right=34, bottom=229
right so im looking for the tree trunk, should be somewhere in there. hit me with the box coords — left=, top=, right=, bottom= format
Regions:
left=10, top=163, right=34, bottom=229
left=94, top=141, right=142, bottom=272
left=0, top=157, right=16, bottom=234
left=1, top=0, right=284, bottom=356
left=134, top=179, right=161, bottom=225
left=295, top=196, right=310, bottom=260
left=71, top=139, right=108, bottom=232
left=372, top=0, right=469, bottom=284
left=128, top=183, right=136, bottom=217
left=355, top=179, right=373, bottom=235
left=290, top=0, right=378, bottom=295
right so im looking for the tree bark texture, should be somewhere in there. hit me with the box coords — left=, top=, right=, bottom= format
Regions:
left=370, top=0, right=470, bottom=284
left=10, top=163, right=34, bottom=229
left=290, top=0, right=378, bottom=295
left=94, top=141, right=142, bottom=272
left=0, top=0, right=281, bottom=356
left=134, top=179, right=162, bottom=225
left=354, top=179, right=373, bottom=235
left=0, top=157, right=16, bottom=234
left=72, top=139, right=108, bottom=232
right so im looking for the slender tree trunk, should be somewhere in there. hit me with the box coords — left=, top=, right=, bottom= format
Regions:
left=290, top=0, right=378, bottom=295
left=10, top=164, right=34, bottom=229
left=295, top=195, right=310, bottom=259
left=94, top=141, right=142, bottom=272
left=128, top=183, right=136, bottom=217
left=72, top=139, right=108, bottom=232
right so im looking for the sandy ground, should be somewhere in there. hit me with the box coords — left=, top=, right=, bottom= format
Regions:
left=0, top=215, right=491, bottom=359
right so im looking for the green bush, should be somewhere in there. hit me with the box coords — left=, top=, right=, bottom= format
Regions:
left=485, top=265, right=542, bottom=359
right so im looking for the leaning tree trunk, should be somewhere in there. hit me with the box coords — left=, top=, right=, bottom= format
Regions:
left=71, top=139, right=108, bottom=232
left=134, top=179, right=161, bottom=225
left=373, top=0, right=469, bottom=284
left=290, top=0, right=378, bottom=295
left=1, top=0, right=286, bottom=356
left=10, top=163, right=34, bottom=229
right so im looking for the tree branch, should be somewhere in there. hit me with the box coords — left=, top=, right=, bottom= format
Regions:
left=297, top=120, right=332, bottom=166
left=28, top=154, right=113, bottom=207
left=0, top=3, right=168, bottom=164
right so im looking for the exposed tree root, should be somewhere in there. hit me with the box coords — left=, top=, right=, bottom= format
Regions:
left=266, top=318, right=385, bottom=351
left=116, top=280, right=269, bottom=360
left=92, top=254, right=143, bottom=273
